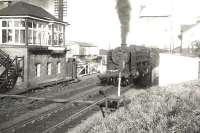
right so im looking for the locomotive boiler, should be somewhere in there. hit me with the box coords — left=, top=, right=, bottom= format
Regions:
left=98, top=45, right=159, bottom=87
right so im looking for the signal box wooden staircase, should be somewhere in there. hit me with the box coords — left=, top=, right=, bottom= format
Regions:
left=0, top=49, right=23, bottom=93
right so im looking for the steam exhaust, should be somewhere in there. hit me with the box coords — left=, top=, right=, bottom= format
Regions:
left=116, top=0, right=131, bottom=47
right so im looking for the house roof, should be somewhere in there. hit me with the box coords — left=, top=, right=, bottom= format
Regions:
left=181, top=22, right=200, bottom=33
left=73, top=41, right=97, bottom=47
left=0, top=1, right=67, bottom=24
left=140, top=6, right=171, bottom=18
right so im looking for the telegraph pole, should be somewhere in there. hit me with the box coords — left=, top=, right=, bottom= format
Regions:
left=54, top=0, right=67, bottom=21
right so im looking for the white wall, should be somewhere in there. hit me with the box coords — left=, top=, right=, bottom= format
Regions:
left=159, top=53, right=199, bottom=86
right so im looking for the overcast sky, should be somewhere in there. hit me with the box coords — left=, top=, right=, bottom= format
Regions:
left=2, top=0, right=200, bottom=49
left=66, top=0, right=200, bottom=49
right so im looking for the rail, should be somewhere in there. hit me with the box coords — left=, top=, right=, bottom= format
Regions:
left=0, top=85, right=109, bottom=133
left=42, top=98, right=106, bottom=133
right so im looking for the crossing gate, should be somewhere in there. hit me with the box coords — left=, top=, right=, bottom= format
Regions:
left=77, top=62, right=99, bottom=77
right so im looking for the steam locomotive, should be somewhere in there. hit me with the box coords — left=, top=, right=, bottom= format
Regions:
left=98, top=45, right=159, bottom=87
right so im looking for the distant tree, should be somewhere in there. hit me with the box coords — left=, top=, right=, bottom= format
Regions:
left=191, top=40, right=200, bottom=49
left=191, top=40, right=200, bottom=56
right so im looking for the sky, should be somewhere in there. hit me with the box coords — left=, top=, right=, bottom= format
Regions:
left=1, top=0, right=200, bottom=49
left=66, top=0, right=120, bottom=49
left=66, top=0, right=200, bottom=49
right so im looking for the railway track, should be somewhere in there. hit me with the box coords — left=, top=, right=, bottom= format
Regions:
left=0, top=75, right=132, bottom=133
left=0, top=77, right=98, bottom=124
left=0, top=85, right=113, bottom=133
left=23, top=76, right=98, bottom=97
left=42, top=98, right=106, bottom=133
left=42, top=85, right=132, bottom=133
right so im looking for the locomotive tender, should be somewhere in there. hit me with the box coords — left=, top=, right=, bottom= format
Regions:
left=98, top=45, right=159, bottom=87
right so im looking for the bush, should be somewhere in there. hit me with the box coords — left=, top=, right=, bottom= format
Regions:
left=68, top=81, right=200, bottom=133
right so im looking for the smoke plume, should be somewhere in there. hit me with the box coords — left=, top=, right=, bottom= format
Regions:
left=116, top=0, right=131, bottom=46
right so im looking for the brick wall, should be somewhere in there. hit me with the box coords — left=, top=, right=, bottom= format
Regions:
left=0, top=46, right=67, bottom=89
left=28, top=51, right=67, bottom=88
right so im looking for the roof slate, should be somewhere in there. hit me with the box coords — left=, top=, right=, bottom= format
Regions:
left=0, top=1, right=62, bottom=22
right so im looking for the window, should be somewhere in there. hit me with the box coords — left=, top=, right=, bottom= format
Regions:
left=59, top=33, right=63, bottom=45
left=2, top=21, right=7, bottom=27
left=48, top=25, right=52, bottom=30
left=14, top=20, right=25, bottom=27
left=38, top=32, right=41, bottom=44
left=15, top=29, right=25, bottom=43
left=15, top=30, right=19, bottom=43
left=8, top=29, right=12, bottom=42
left=28, top=29, right=32, bottom=44
left=52, top=24, right=64, bottom=46
left=33, top=31, right=37, bottom=44
left=35, top=64, right=41, bottom=78
left=27, top=21, right=32, bottom=28
left=2, top=20, right=12, bottom=27
left=57, top=62, right=61, bottom=74
left=48, top=33, right=52, bottom=45
left=2, top=29, right=12, bottom=43
left=47, top=63, right=52, bottom=75
left=33, top=22, right=36, bottom=28
left=27, top=20, right=37, bottom=45
left=53, top=33, right=58, bottom=45
left=27, top=21, right=49, bottom=45
left=2, top=29, right=7, bottom=43
left=20, top=30, right=25, bottom=43
left=1, top=19, right=25, bottom=44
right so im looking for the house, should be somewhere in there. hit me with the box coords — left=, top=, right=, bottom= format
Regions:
left=0, top=1, right=69, bottom=90
left=180, top=22, right=200, bottom=51
left=66, top=41, right=99, bottom=58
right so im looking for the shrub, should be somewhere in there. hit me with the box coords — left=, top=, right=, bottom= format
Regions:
left=68, top=81, right=200, bottom=133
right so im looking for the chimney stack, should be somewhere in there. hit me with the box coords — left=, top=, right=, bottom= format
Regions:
left=1, top=1, right=12, bottom=7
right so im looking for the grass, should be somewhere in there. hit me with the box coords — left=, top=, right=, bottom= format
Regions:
left=68, top=81, right=200, bottom=133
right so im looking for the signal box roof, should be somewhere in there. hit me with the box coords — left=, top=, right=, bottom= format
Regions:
left=0, top=1, right=68, bottom=24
